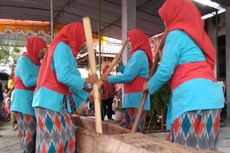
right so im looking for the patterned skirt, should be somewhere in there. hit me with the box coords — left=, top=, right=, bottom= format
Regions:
left=15, top=112, right=36, bottom=153
left=120, top=108, right=148, bottom=133
left=169, top=109, right=221, bottom=150
left=35, top=107, right=76, bottom=153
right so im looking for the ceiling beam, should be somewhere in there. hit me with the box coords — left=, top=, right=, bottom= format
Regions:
left=101, top=0, right=152, bottom=33
left=63, top=11, right=121, bottom=28
left=54, top=0, right=77, bottom=22
left=100, top=18, right=120, bottom=33
left=0, top=4, right=52, bottom=11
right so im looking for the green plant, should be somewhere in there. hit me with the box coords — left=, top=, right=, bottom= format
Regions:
left=0, top=46, right=21, bottom=64
left=151, top=83, right=170, bottom=111
left=0, top=46, right=10, bottom=64
left=11, top=47, right=21, bottom=64
left=147, top=83, right=171, bottom=131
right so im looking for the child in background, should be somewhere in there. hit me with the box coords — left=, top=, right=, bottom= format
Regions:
left=7, top=73, right=14, bottom=91
left=2, top=97, right=11, bottom=121
left=7, top=73, right=17, bottom=129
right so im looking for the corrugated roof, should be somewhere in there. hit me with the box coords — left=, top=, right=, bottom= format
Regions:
left=0, top=0, right=217, bottom=67
left=0, top=0, right=216, bottom=40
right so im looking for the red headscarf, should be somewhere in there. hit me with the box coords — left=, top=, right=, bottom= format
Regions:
left=23, top=37, right=47, bottom=65
left=49, top=22, right=85, bottom=58
left=158, top=0, right=215, bottom=69
left=36, top=22, right=86, bottom=94
left=127, top=29, right=153, bottom=69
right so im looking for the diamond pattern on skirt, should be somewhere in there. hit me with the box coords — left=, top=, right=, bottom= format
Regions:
left=57, top=142, right=64, bottom=153
left=48, top=143, right=55, bottom=153
left=61, top=115, right=66, bottom=129
left=24, top=114, right=31, bottom=123
left=15, top=112, right=36, bottom=153
left=44, top=130, right=52, bottom=144
left=38, top=116, right=44, bottom=132
left=120, top=108, right=148, bottom=133
left=41, top=143, right=47, bottom=153
left=182, top=114, right=191, bottom=137
left=68, top=137, right=75, bottom=152
left=25, top=131, right=32, bottom=143
left=35, top=107, right=76, bottom=153
left=19, top=130, right=23, bottom=139
left=52, top=128, right=61, bottom=143
left=169, top=109, right=221, bottom=150
left=65, top=113, right=71, bottom=126
left=172, top=118, right=180, bottom=136
left=206, top=114, right=212, bottom=135
left=45, top=115, right=53, bottom=134
left=213, top=115, right=220, bottom=134
left=54, top=116, right=61, bottom=131
left=193, top=117, right=203, bottom=136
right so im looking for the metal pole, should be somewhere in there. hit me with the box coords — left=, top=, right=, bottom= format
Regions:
left=215, top=11, right=219, bottom=79
left=225, top=7, right=230, bottom=120
left=122, top=0, right=128, bottom=65
left=98, top=0, right=102, bottom=77
left=50, top=0, right=54, bottom=40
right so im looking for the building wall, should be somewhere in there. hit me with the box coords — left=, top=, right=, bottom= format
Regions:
left=206, top=13, right=226, bottom=78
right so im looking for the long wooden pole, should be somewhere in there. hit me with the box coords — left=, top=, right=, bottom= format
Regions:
left=131, top=91, right=148, bottom=133
left=97, top=0, right=102, bottom=77
left=98, top=40, right=128, bottom=88
left=83, top=17, right=102, bottom=134
left=103, top=40, right=128, bottom=77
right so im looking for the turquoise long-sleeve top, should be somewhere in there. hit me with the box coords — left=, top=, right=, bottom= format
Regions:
left=32, top=42, right=88, bottom=113
left=72, top=91, right=88, bottom=110
left=72, top=68, right=89, bottom=110
left=147, top=30, right=224, bottom=130
left=11, top=56, right=39, bottom=116
left=108, top=50, right=151, bottom=110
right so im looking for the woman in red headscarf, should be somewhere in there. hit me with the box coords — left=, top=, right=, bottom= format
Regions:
left=144, top=0, right=224, bottom=150
left=101, top=64, right=115, bottom=121
left=11, top=37, right=47, bottom=153
left=102, top=29, right=153, bottom=132
left=32, top=22, right=98, bottom=153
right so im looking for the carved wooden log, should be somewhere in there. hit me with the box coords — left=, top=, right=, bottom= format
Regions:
left=72, top=115, right=217, bottom=153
